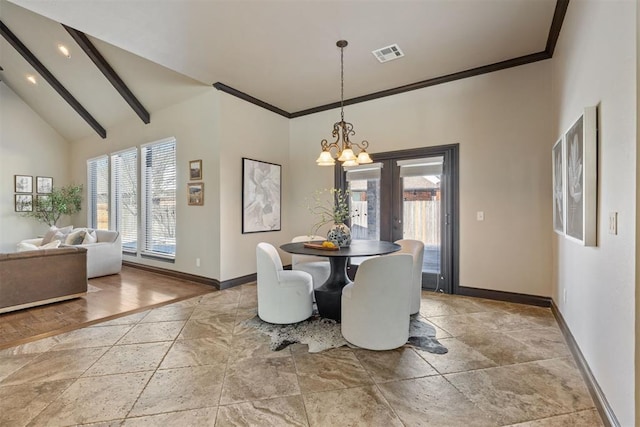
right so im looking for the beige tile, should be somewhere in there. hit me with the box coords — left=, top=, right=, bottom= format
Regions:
left=0, top=352, right=39, bottom=382
left=0, top=334, right=64, bottom=356
left=29, top=371, right=152, bottom=426
left=508, top=408, right=604, bottom=426
left=502, top=327, right=572, bottom=359
left=378, top=376, right=498, bottom=426
left=216, top=396, right=308, bottom=426
left=446, top=357, right=595, bottom=425
left=140, top=305, right=196, bottom=323
left=0, top=379, right=74, bottom=426
left=303, top=385, right=402, bottom=426
left=198, top=288, right=242, bottom=306
left=129, top=365, right=226, bottom=417
left=78, top=420, right=124, bottom=426
left=90, top=311, right=149, bottom=327
left=123, top=407, right=218, bottom=426
left=118, top=321, right=186, bottom=344
left=83, top=342, right=172, bottom=376
left=179, top=313, right=236, bottom=339
left=191, top=303, right=239, bottom=319
left=1, top=347, right=109, bottom=386
left=428, top=311, right=539, bottom=337
left=293, top=348, right=372, bottom=393
left=229, top=326, right=291, bottom=360
left=52, top=325, right=133, bottom=350
left=415, top=337, right=497, bottom=374
left=221, top=356, right=300, bottom=405
left=354, top=347, right=438, bottom=383
left=160, top=338, right=230, bottom=369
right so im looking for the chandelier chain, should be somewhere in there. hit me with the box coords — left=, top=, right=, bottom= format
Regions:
left=340, top=44, right=344, bottom=122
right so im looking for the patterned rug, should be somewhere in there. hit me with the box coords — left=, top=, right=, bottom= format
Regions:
left=243, top=314, right=448, bottom=354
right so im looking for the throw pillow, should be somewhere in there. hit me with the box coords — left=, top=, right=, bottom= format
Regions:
left=41, top=225, right=73, bottom=245
left=40, top=240, right=61, bottom=250
left=65, top=229, right=87, bottom=245
left=17, top=242, right=39, bottom=252
left=83, top=229, right=97, bottom=244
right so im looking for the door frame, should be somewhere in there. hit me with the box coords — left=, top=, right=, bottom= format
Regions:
left=335, top=144, right=459, bottom=294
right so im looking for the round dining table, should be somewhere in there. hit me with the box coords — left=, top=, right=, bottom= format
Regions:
left=280, top=240, right=401, bottom=321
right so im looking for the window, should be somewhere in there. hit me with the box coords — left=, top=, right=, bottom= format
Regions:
left=87, top=156, right=109, bottom=230
left=111, top=149, right=138, bottom=253
left=141, top=138, right=177, bottom=257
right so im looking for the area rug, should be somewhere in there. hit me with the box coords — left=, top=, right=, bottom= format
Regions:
left=242, top=314, right=448, bottom=354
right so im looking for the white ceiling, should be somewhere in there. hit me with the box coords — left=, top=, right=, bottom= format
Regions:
left=1, top=0, right=558, bottom=140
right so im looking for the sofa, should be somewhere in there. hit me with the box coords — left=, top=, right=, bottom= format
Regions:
left=0, top=246, right=87, bottom=313
left=20, top=229, right=122, bottom=279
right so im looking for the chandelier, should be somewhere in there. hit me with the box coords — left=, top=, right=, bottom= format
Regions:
left=316, top=40, right=373, bottom=167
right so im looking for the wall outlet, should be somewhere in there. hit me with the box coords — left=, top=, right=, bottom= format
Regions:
left=196, top=258, right=201, bottom=267
left=608, top=212, right=618, bottom=235
left=476, top=211, right=484, bottom=221
left=563, top=288, right=567, bottom=304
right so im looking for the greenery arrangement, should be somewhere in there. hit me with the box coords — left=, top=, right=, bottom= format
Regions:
left=307, top=188, right=352, bottom=235
left=23, top=184, right=83, bottom=226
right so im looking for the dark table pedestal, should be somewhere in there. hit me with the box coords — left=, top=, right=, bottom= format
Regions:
left=314, top=257, right=351, bottom=322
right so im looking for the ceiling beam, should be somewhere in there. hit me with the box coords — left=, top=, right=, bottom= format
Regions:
left=0, top=20, right=107, bottom=139
left=64, top=25, right=150, bottom=124
left=545, top=0, right=570, bottom=56
left=213, top=82, right=290, bottom=118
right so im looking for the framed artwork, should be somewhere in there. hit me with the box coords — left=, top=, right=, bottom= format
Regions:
left=189, top=160, right=203, bottom=180
left=242, top=158, right=281, bottom=233
left=564, top=106, right=597, bottom=246
left=15, top=175, right=33, bottom=193
left=187, top=182, right=204, bottom=206
left=36, top=176, right=53, bottom=194
left=36, top=195, right=52, bottom=211
left=552, top=137, right=565, bottom=235
left=15, top=194, right=33, bottom=212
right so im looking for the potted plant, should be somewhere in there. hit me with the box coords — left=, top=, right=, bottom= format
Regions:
left=23, top=184, right=83, bottom=226
left=308, top=188, right=354, bottom=247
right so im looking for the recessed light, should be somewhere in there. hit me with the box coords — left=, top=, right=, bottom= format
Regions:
left=26, top=75, right=37, bottom=85
left=57, top=44, right=71, bottom=58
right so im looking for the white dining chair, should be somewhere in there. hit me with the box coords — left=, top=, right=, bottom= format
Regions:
left=291, top=235, right=331, bottom=290
left=341, top=253, right=413, bottom=350
left=394, top=239, right=425, bottom=315
left=256, top=242, right=313, bottom=324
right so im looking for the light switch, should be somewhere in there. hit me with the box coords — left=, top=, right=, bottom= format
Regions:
left=609, top=212, right=618, bottom=235
left=476, top=211, right=484, bottom=221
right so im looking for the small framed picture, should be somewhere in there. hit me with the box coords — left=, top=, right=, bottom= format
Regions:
left=36, top=195, right=52, bottom=211
left=15, top=175, right=33, bottom=193
left=36, top=176, right=53, bottom=194
left=189, top=160, right=203, bottom=180
left=15, top=194, right=33, bottom=212
left=188, top=182, right=204, bottom=206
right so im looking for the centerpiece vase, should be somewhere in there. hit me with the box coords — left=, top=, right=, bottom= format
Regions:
left=327, top=223, right=351, bottom=248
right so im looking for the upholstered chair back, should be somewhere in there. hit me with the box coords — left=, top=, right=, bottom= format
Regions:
left=394, top=239, right=425, bottom=315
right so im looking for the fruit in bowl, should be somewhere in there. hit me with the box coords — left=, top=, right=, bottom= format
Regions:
left=322, top=241, right=336, bottom=248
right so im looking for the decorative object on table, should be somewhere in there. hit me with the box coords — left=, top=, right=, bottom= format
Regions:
left=21, top=184, right=82, bottom=226
left=189, top=159, right=202, bottom=180
left=242, top=158, right=281, bottom=233
left=308, top=188, right=353, bottom=247
left=14, top=175, right=32, bottom=193
left=15, top=194, right=33, bottom=212
left=187, top=182, right=204, bottom=206
left=564, top=106, right=597, bottom=246
left=36, top=176, right=53, bottom=194
left=552, top=137, right=565, bottom=235
left=316, top=40, right=373, bottom=167
left=303, top=241, right=339, bottom=251
left=242, top=313, right=447, bottom=354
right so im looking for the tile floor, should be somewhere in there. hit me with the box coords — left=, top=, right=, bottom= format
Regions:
left=0, top=284, right=604, bottom=426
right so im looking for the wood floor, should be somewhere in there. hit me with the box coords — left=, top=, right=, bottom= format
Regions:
left=0, top=266, right=215, bottom=350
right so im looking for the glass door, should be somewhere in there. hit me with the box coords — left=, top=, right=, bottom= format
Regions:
left=339, top=145, right=458, bottom=293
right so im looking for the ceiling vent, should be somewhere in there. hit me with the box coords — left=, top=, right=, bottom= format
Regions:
left=372, top=44, right=404, bottom=63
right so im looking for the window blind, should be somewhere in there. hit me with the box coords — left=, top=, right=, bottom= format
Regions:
left=87, top=156, right=109, bottom=230
left=141, top=138, right=177, bottom=257
left=397, top=157, right=444, bottom=178
left=111, top=149, right=138, bottom=253
left=345, top=162, right=383, bottom=182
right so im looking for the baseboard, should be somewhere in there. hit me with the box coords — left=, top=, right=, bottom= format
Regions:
left=456, top=286, right=551, bottom=307
left=123, top=261, right=220, bottom=289
left=550, top=301, right=620, bottom=427
left=219, top=273, right=257, bottom=290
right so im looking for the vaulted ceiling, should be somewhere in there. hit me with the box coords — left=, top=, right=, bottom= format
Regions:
left=1, top=0, right=564, bottom=141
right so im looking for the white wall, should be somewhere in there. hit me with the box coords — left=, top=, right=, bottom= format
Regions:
left=0, top=82, right=71, bottom=252
left=551, top=1, right=636, bottom=425
left=290, top=60, right=553, bottom=297
left=218, top=92, right=291, bottom=281
left=69, top=88, right=220, bottom=279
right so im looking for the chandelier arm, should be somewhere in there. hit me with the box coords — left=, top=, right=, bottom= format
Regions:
left=352, top=140, right=370, bottom=151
